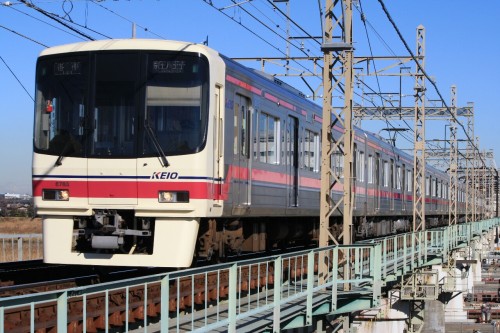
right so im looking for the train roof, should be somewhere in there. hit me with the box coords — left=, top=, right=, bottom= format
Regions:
left=38, top=38, right=221, bottom=59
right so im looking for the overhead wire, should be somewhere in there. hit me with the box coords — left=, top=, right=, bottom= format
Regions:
left=202, top=1, right=290, bottom=56
left=202, top=0, right=391, bottom=113
left=353, top=1, right=479, bottom=164
left=354, top=0, right=415, bottom=148
left=18, top=0, right=95, bottom=40
left=355, top=79, right=415, bottom=146
left=89, top=0, right=167, bottom=39
left=50, top=5, right=112, bottom=39
left=201, top=0, right=322, bottom=80
left=221, top=1, right=389, bottom=111
left=351, top=2, right=450, bottom=151
left=358, top=0, right=399, bottom=147
left=265, top=0, right=321, bottom=48
left=0, top=24, right=48, bottom=47
left=376, top=0, right=485, bottom=167
left=226, top=0, right=314, bottom=59
left=0, top=55, right=34, bottom=102
left=6, top=4, right=87, bottom=41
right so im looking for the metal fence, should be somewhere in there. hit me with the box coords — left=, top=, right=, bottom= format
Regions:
left=0, top=234, right=42, bottom=262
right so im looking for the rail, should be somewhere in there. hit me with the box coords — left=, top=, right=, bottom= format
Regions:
left=1, top=218, right=499, bottom=333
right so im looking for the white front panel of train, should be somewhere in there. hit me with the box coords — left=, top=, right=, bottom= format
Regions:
left=88, top=159, right=138, bottom=205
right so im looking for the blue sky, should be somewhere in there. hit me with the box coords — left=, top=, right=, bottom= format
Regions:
left=1, top=0, right=499, bottom=194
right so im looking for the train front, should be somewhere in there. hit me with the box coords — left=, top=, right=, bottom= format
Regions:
left=32, top=40, right=224, bottom=267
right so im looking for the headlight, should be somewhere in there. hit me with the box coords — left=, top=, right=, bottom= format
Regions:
left=158, top=191, right=189, bottom=203
left=42, top=189, right=70, bottom=201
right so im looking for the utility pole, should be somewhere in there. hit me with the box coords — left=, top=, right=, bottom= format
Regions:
left=449, top=85, right=458, bottom=225
left=319, top=0, right=354, bottom=280
left=465, top=105, right=475, bottom=223
left=412, top=25, right=426, bottom=232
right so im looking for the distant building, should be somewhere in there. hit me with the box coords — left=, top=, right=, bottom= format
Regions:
left=3, top=193, right=32, bottom=200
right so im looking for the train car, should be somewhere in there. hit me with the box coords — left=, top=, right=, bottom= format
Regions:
left=32, top=39, right=467, bottom=268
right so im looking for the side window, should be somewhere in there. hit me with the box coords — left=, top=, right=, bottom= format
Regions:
left=233, top=100, right=239, bottom=156
left=333, top=144, right=344, bottom=179
left=396, top=165, right=402, bottom=190
left=357, top=150, right=365, bottom=182
left=367, top=155, right=374, bottom=184
left=304, top=129, right=319, bottom=172
left=383, top=160, right=389, bottom=187
left=252, top=109, right=257, bottom=160
left=407, top=169, right=413, bottom=192
left=240, top=105, right=248, bottom=157
left=402, top=164, right=406, bottom=192
left=234, top=94, right=250, bottom=158
left=390, top=159, right=395, bottom=189
left=258, top=112, right=279, bottom=164
left=353, top=144, right=358, bottom=182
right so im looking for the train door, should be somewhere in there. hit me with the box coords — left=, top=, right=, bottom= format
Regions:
left=233, top=94, right=251, bottom=208
left=353, top=144, right=357, bottom=210
left=402, top=164, right=406, bottom=211
left=375, top=153, right=380, bottom=210
left=390, top=159, right=395, bottom=211
left=213, top=85, right=223, bottom=203
left=286, top=116, right=299, bottom=207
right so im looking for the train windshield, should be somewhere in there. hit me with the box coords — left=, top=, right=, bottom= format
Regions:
left=143, top=53, right=209, bottom=156
left=34, top=55, right=88, bottom=158
left=34, top=51, right=209, bottom=159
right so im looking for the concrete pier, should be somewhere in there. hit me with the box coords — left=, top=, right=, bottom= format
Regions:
left=346, top=228, right=500, bottom=333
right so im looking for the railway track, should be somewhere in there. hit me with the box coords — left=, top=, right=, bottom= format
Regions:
left=0, top=260, right=173, bottom=297
left=0, top=260, right=95, bottom=295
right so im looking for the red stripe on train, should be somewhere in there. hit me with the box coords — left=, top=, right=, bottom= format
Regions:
left=33, top=180, right=215, bottom=199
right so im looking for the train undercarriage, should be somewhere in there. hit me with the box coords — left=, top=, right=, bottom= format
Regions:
left=70, top=210, right=455, bottom=265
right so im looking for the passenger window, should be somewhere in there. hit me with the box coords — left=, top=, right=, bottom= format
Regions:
left=259, top=112, right=279, bottom=164
left=397, top=166, right=402, bottom=190
left=354, top=149, right=365, bottom=182
left=367, top=155, right=374, bottom=184
left=383, top=161, right=389, bottom=187
left=303, top=129, right=319, bottom=172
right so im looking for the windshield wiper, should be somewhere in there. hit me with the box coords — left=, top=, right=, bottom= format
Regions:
left=144, top=122, right=169, bottom=167
left=55, top=149, right=66, bottom=166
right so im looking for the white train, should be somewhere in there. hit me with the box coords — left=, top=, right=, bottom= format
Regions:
left=32, top=39, right=467, bottom=267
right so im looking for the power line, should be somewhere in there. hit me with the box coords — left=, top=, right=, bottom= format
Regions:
left=46, top=7, right=112, bottom=40
left=0, top=55, right=34, bottom=102
left=90, top=0, right=167, bottom=39
left=376, top=0, right=485, bottom=167
left=0, top=24, right=48, bottom=47
left=18, top=0, right=95, bottom=40
left=201, top=0, right=320, bottom=79
left=5, top=4, right=87, bottom=41
left=351, top=3, right=472, bottom=164
left=227, top=0, right=312, bottom=58
left=347, top=1, right=417, bottom=148
left=265, top=0, right=321, bottom=47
